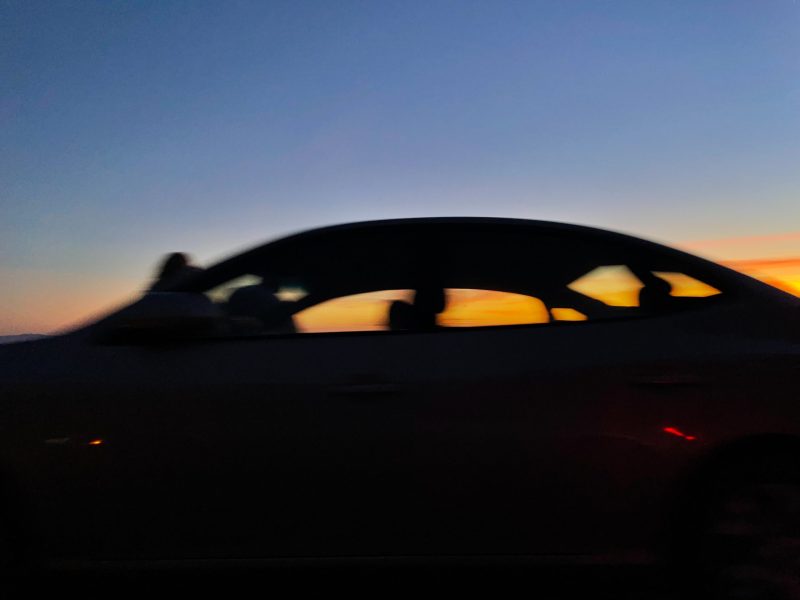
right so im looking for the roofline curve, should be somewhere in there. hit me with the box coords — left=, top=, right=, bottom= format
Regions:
left=182, top=216, right=782, bottom=299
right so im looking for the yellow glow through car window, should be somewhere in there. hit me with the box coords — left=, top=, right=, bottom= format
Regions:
left=652, top=272, right=721, bottom=297
left=206, top=274, right=262, bottom=303
left=438, top=289, right=550, bottom=327
left=294, top=290, right=413, bottom=333
left=568, top=265, right=643, bottom=307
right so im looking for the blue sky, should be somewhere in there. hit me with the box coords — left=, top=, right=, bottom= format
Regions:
left=1, top=1, right=799, bottom=332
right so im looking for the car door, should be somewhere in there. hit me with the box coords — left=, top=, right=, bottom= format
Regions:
left=32, top=288, right=461, bottom=561
left=370, top=232, right=738, bottom=558
left=407, top=311, right=708, bottom=557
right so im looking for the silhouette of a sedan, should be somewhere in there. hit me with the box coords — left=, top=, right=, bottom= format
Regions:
left=1, top=218, right=799, bottom=590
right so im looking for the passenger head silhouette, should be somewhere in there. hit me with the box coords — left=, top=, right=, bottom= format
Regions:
left=150, top=252, right=200, bottom=291
left=157, top=252, right=189, bottom=280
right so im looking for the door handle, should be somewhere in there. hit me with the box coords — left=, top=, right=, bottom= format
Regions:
left=328, top=382, right=400, bottom=398
left=629, top=374, right=705, bottom=389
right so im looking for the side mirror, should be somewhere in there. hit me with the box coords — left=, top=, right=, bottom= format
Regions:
left=94, top=292, right=222, bottom=345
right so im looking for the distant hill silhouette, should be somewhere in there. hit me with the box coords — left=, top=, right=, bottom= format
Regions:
left=0, top=334, right=48, bottom=344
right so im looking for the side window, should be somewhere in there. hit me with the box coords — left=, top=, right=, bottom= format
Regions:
left=438, top=289, right=549, bottom=327
left=207, top=275, right=308, bottom=305
left=554, top=265, right=723, bottom=321
left=293, top=288, right=550, bottom=332
left=567, top=265, right=644, bottom=307
left=205, top=275, right=309, bottom=335
left=294, top=290, right=413, bottom=333
left=207, top=279, right=415, bottom=335
left=652, top=272, right=721, bottom=298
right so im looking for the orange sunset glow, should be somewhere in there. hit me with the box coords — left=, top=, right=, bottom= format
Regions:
left=722, top=258, right=800, bottom=297
left=2, top=251, right=799, bottom=337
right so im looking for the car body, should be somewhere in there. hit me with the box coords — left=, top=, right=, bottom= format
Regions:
left=1, top=217, right=799, bottom=574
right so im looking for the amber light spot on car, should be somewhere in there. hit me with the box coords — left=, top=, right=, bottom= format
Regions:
left=663, top=427, right=696, bottom=441
left=88, top=439, right=104, bottom=446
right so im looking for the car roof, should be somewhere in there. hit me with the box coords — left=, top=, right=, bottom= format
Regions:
left=181, top=217, right=783, bottom=301
left=243, top=217, right=641, bottom=247
left=197, top=217, right=659, bottom=270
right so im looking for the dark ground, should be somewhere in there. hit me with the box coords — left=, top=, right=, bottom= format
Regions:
left=4, top=566, right=681, bottom=598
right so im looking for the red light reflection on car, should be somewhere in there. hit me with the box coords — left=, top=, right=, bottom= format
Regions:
left=663, top=427, right=696, bottom=441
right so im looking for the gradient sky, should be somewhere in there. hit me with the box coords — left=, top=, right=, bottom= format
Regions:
left=2, top=1, right=799, bottom=334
